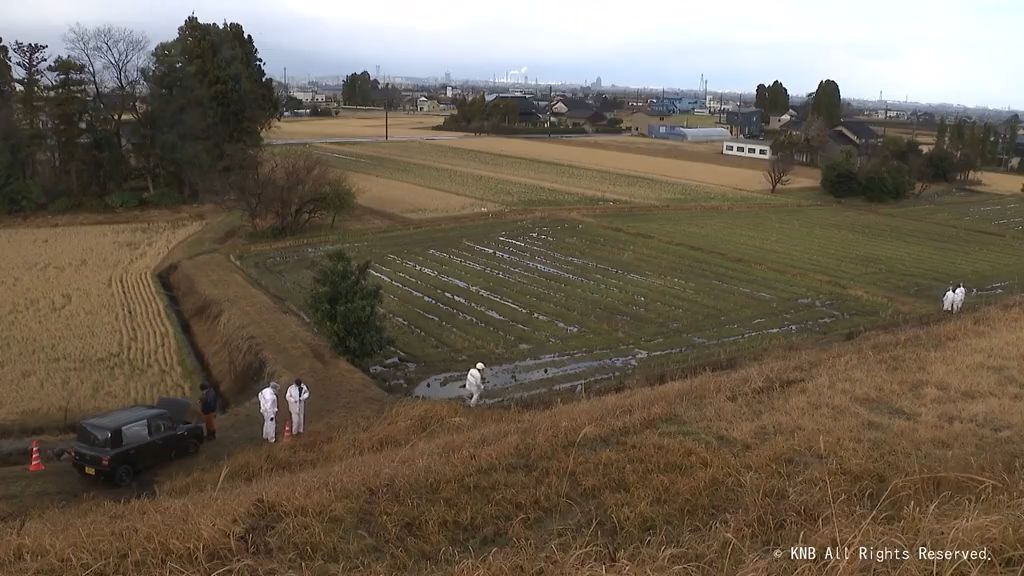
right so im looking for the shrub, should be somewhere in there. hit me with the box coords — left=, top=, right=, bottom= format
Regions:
left=146, top=188, right=185, bottom=207
left=102, top=190, right=143, bottom=210
left=308, top=250, right=391, bottom=366
left=821, top=158, right=861, bottom=198
left=861, top=161, right=913, bottom=202
left=46, top=196, right=81, bottom=213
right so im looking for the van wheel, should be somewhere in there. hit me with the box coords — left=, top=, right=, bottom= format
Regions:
left=113, top=465, right=134, bottom=487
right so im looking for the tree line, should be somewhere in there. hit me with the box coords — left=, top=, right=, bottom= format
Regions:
left=1, top=17, right=280, bottom=213
left=341, top=71, right=400, bottom=108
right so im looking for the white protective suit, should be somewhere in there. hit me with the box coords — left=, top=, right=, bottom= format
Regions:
left=953, top=285, right=966, bottom=313
left=942, top=288, right=955, bottom=312
left=286, top=381, right=310, bottom=434
left=258, top=383, right=279, bottom=442
left=465, top=362, right=485, bottom=407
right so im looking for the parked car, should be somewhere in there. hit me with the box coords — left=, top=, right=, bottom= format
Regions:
left=71, top=398, right=204, bottom=487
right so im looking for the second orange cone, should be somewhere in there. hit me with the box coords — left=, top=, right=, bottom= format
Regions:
left=28, top=440, right=45, bottom=472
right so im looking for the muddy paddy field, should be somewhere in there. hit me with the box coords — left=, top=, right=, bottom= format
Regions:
left=241, top=191, right=1024, bottom=402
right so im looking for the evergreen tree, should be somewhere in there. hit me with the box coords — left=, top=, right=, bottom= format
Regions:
left=0, top=37, right=26, bottom=212
left=11, top=41, right=48, bottom=180
left=144, top=17, right=278, bottom=198
left=935, top=116, right=948, bottom=148
left=308, top=250, right=391, bottom=365
left=46, top=56, right=90, bottom=197
left=810, top=79, right=842, bottom=128
left=766, top=80, right=790, bottom=115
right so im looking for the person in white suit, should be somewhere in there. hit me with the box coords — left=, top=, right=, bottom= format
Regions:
left=466, top=362, right=485, bottom=407
left=258, top=382, right=280, bottom=443
left=286, top=378, right=310, bottom=435
left=953, top=283, right=966, bottom=314
left=942, top=286, right=955, bottom=313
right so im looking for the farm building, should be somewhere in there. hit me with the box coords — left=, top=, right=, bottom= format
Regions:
left=726, top=108, right=763, bottom=138
left=723, top=141, right=772, bottom=160
left=648, top=125, right=731, bottom=142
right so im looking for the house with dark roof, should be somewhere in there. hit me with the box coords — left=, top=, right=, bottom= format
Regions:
left=782, top=119, right=881, bottom=165
left=550, top=97, right=607, bottom=129
left=485, top=94, right=543, bottom=125
left=726, top=108, right=763, bottom=138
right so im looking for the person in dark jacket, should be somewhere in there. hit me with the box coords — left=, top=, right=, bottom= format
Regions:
left=199, top=382, right=218, bottom=440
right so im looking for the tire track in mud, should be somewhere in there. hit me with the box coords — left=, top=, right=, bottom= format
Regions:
left=388, top=255, right=576, bottom=336
left=498, top=232, right=729, bottom=320
left=371, top=266, right=524, bottom=346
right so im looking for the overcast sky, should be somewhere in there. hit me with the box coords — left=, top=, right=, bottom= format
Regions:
left=2, top=0, right=1020, bottom=109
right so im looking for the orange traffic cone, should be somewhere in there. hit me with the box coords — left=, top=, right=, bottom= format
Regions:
left=283, top=420, right=292, bottom=442
left=28, top=440, right=45, bottom=472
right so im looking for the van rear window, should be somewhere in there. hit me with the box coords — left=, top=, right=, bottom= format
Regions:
left=77, top=424, right=111, bottom=448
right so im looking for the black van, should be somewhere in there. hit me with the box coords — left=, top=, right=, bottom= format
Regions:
left=71, top=398, right=204, bottom=486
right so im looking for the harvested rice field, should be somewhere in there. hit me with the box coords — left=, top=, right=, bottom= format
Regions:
left=0, top=218, right=204, bottom=433
left=347, top=173, right=498, bottom=218
left=434, top=137, right=821, bottom=191
left=316, top=142, right=789, bottom=209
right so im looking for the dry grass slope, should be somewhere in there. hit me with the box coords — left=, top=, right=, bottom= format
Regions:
left=3, top=296, right=1024, bottom=575
left=0, top=219, right=204, bottom=433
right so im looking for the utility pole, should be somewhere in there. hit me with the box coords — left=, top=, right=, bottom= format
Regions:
left=384, top=82, right=390, bottom=141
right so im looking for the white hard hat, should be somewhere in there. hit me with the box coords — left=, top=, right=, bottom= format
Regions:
left=476, top=362, right=486, bottom=370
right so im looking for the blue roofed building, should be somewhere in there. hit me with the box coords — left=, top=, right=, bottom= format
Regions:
left=648, top=96, right=701, bottom=115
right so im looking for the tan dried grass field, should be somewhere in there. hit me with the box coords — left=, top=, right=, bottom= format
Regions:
left=266, top=112, right=443, bottom=139
left=348, top=173, right=500, bottom=218
left=0, top=219, right=204, bottom=431
left=974, top=170, right=1024, bottom=195
left=434, top=137, right=820, bottom=192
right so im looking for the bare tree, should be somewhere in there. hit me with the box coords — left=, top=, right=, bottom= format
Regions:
left=763, top=156, right=793, bottom=193
left=64, top=24, right=149, bottom=123
left=241, top=148, right=357, bottom=236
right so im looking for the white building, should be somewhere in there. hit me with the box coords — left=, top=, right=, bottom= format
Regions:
left=723, top=141, right=772, bottom=160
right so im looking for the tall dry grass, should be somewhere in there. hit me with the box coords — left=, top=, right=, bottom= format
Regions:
left=0, top=219, right=204, bottom=434
left=3, top=300, right=1024, bottom=575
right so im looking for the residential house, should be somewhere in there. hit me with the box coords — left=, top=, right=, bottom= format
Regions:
left=416, top=97, right=441, bottom=113
left=551, top=98, right=607, bottom=129
left=627, top=112, right=667, bottom=136
left=726, top=108, right=763, bottom=138
left=768, top=112, right=794, bottom=131
left=783, top=119, right=881, bottom=165
left=485, top=94, right=543, bottom=125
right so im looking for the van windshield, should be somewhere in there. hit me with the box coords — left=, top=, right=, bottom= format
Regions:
left=77, top=423, right=111, bottom=449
